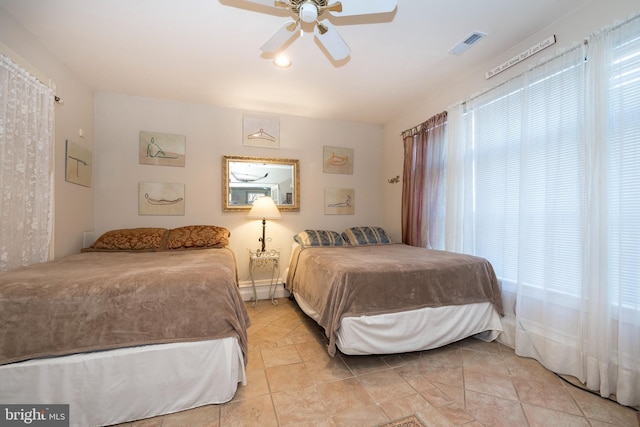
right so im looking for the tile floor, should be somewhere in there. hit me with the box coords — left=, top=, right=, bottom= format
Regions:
left=120, top=297, right=639, bottom=427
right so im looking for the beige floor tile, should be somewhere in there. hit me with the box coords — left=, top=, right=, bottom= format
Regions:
left=461, top=337, right=503, bottom=354
left=232, top=368, right=270, bottom=401
left=117, top=298, right=640, bottom=427
left=270, top=387, right=333, bottom=426
left=261, top=344, right=303, bottom=368
left=522, top=403, right=590, bottom=427
left=502, top=349, right=561, bottom=382
left=392, top=364, right=436, bottom=393
left=420, top=367, right=464, bottom=389
left=419, top=387, right=456, bottom=408
left=315, top=377, right=378, bottom=415
left=511, top=374, right=582, bottom=415
left=296, top=339, right=332, bottom=363
left=433, top=383, right=465, bottom=408
left=565, top=385, right=639, bottom=427
left=463, top=366, right=519, bottom=400
left=245, top=348, right=264, bottom=372
left=331, top=402, right=390, bottom=427
left=160, top=405, right=220, bottom=427
left=436, top=402, right=477, bottom=425
left=265, top=361, right=315, bottom=393
left=340, top=353, right=392, bottom=376
left=465, top=389, right=528, bottom=427
left=219, top=394, right=278, bottom=427
left=357, top=368, right=416, bottom=404
left=306, top=356, right=354, bottom=385
left=462, top=347, right=510, bottom=376
left=417, top=346, right=463, bottom=373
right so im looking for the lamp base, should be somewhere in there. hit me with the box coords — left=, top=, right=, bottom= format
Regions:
left=258, top=218, right=267, bottom=252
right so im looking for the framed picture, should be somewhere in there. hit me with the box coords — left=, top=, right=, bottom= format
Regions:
left=323, top=146, right=353, bottom=174
left=65, top=140, right=92, bottom=187
left=138, top=182, right=185, bottom=216
left=139, top=131, right=186, bottom=167
left=324, top=187, right=355, bottom=215
left=243, top=116, right=280, bottom=149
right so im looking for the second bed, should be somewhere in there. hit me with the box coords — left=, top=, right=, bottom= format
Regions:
left=286, top=228, right=504, bottom=356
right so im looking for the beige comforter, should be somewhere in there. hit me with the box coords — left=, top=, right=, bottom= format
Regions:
left=0, top=248, right=250, bottom=365
left=286, top=243, right=504, bottom=356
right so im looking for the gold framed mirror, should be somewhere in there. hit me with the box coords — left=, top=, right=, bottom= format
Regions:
left=222, top=155, right=300, bottom=212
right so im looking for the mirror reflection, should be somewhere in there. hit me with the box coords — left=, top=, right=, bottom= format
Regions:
left=222, top=156, right=300, bottom=212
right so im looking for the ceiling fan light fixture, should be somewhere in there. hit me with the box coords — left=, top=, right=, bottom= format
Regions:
left=299, top=2, right=318, bottom=23
left=274, top=54, right=292, bottom=68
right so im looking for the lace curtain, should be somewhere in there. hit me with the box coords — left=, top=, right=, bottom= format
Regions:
left=445, top=14, right=640, bottom=406
left=0, top=54, right=55, bottom=271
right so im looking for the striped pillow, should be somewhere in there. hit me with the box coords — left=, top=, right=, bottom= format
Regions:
left=342, top=226, right=392, bottom=245
left=294, top=230, right=346, bottom=247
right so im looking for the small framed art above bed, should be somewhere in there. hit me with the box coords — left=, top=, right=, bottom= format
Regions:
left=0, top=225, right=250, bottom=427
left=286, top=226, right=504, bottom=356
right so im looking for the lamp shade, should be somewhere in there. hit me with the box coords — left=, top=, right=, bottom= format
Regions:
left=247, top=196, right=282, bottom=219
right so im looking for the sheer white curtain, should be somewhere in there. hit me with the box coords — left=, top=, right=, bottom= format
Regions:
left=0, top=54, right=55, bottom=271
left=582, top=15, right=640, bottom=407
left=445, top=14, right=640, bottom=406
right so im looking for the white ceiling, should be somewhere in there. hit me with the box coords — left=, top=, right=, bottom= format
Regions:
left=0, top=0, right=593, bottom=124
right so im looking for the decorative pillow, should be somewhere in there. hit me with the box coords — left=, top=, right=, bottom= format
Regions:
left=165, top=225, right=230, bottom=250
left=293, top=230, right=346, bottom=247
left=84, top=228, right=169, bottom=252
left=342, top=226, right=392, bottom=245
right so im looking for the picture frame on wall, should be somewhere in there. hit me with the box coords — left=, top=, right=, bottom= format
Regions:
left=65, top=140, right=92, bottom=187
left=139, top=131, right=186, bottom=167
left=243, top=116, right=280, bottom=149
left=138, top=182, right=185, bottom=216
left=323, top=146, right=353, bottom=174
left=324, top=187, right=355, bottom=215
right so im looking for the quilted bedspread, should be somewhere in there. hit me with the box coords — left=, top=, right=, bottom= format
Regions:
left=286, top=243, right=503, bottom=356
left=0, top=248, right=250, bottom=365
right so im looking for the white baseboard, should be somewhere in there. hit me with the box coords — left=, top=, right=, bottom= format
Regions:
left=238, top=279, right=290, bottom=302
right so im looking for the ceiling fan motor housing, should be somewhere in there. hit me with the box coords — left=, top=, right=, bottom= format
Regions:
left=299, top=2, right=319, bottom=23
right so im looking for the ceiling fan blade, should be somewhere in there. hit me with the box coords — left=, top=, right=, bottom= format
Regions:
left=260, top=20, right=299, bottom=54
left=314, top=21, right=350, bottom=61
left=330, top=0, right=397, bottom=16
left=242, top=0, right=289, bottom=7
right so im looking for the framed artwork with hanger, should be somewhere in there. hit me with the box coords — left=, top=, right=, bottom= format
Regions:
left=243, top=116, right=280, bottom=149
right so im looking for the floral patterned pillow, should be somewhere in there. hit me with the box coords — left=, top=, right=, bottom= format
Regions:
left=84, top=228, right=169, bottom=252
left=165, top=225, right=230, bottom=250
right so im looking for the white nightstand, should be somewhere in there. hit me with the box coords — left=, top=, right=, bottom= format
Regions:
left=248, top=249, right=280, bottom=307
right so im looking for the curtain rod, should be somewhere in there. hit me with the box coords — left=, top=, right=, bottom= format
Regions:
left=401, top=111, right=447, bottom=139
left=0, top=45, right=60, bottom=104
left=463, top=12, right=640, bottom=107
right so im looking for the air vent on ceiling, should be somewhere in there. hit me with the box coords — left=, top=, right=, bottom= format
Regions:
left=449, top=31, right=487, bottom=56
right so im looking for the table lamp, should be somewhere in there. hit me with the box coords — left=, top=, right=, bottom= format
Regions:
left=247, top=196, right=281, bottom=252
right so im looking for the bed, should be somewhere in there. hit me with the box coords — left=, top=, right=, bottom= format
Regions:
left=285, top=227, right=504, bottom=356
left=0, top=225, right=250, bottom=427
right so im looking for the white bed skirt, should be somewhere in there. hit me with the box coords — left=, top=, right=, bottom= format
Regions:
left=294, top=292, right=503, bottom=355
left=0, top=337, right=246, bottom=427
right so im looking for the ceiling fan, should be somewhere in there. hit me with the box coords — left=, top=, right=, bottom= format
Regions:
left=242, top=0, right=398, bottom=61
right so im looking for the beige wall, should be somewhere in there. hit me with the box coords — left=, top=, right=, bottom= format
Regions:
left=94, top=92, right=384, bottom=282
left=4, top=0, right=637, bottom=273
left=381, top=0, right=640, bottom=240
left=0, top=7, right=95, bottom=259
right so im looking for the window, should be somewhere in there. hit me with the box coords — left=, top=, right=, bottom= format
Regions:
left=463, top=48, right=585, bottom=304
left=608, top=32, right=640, bottom=310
